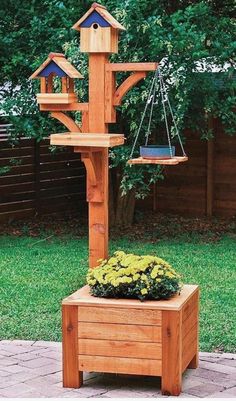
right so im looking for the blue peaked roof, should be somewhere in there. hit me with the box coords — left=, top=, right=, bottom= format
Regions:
left=38, top=61, right=67, bottom=78
left=80, top=10, right=110, bottom=28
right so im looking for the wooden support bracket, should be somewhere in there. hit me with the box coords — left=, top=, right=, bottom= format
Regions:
left=78, top=151, right=104, bottom=203
left=113, top=71, right=147, bottom=106
left=81, top=153, right=97, bottom=186
left=50, top=112, right=81, bottom=132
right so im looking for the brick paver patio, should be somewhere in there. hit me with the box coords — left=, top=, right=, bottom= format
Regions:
left=0, top=340, right=235, bottom=398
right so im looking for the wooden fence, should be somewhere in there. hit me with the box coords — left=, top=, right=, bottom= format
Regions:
left=0, top=119, right=236, bottom=221
left=0, top=128, right=86, bottom=222
left=143, top=120, right=236, bottom=217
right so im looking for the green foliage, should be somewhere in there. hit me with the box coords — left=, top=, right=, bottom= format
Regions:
left=87, top=251, right=182, bottom=300
left=0, top=0, right=235, bottom=197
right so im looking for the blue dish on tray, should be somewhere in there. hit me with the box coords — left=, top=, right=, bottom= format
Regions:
left=140, top=145, right=175, bottom=159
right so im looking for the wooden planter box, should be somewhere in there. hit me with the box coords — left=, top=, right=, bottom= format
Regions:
left=62, top=284, right=199, bottom=396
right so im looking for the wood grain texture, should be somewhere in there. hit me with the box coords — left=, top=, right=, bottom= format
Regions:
left=78, top=339, right=162, bottom=359
left=182, top=290, right=199, bottom=322
left=80, top=27, right=118, bottom=53
left=182, top=338, right=198, bottom=371
left=37, top=93, right=77, bottom=104
left=162, top=310, right=182, bottom=396
left=182, top=306, right=198, bottom=339
left=40, top=78, right=47, bottom=93
left=62, top=305, right=82, bottom=388
left=81, top=153, right=98, bottom=188
left=40, top=103, right=89, bottom=111
left=50, top=133, right=124, bottom=147
left=106, top=62, right=158, bottom=72
left=88, top=53, right=109, bottom=268
left=182, top=288, right=199, bottom=370
left=78, top=322, right=162, bottom=343
left=61, top=77, right=67, bottom=93
left=128, top=156, right=188, bottom=165
left=105, top=68, right=116, bottom=123
left=78, top=306, right=162, bottom=325
left=78, top=355, right=162, bottom=376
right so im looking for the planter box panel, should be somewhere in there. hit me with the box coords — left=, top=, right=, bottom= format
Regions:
left=78, top=306, right=162, bottom=325
left=183, top=323, right=198, bottom=355
left=182, top=291, right=199, bottom=321
left=182, top=337, right=198, bottom=372
left=62, top=285, right=199, bottom=396
left=182, top=292, right=198, bottom=372
left=182, top=307, right=198, bottom=338
left=78, top=355, right=162, bottom=376
left=78, top=339, right=162, bottom=359
left=78, top=322, right=162, bottom=343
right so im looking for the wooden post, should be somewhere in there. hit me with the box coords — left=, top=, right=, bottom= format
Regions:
left=87, top=53, right=109, bottom=268
left=187, top=289, right=199, bottom=369
left=162, top=310, right=182, bottom=396
left=61, top=77, right=68, bottom=93
left=62, top=305, right=83, bottom=388
left=40, top=78, right=47, bottom=93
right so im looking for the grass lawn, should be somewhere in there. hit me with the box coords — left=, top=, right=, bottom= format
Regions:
left=0, top=233, right=235, bottom=352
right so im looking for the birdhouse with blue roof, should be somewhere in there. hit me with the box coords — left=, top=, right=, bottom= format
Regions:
left=30, top=53, right=83, bottom=105
left=72, top=3, right=125, bottom=53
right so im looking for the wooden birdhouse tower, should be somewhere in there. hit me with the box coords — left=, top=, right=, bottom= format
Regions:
left=30, top=53, right=83, bottom=104
left=72, top=2, right=125, bottom=53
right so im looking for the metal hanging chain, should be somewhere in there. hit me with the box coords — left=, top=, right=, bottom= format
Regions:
left=145, top=75, right=158, bottom=146
left=158, top=69, right=173, bottom=158
left=129, top=65, right=187, bottom=160
left=159, top=72, right=187, bottom=157
left=129, top=70, right=157, bottom=159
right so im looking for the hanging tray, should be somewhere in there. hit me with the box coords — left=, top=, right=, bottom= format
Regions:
left=127, top=156, right=188, bottom=165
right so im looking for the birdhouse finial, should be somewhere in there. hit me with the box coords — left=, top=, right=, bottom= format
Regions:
left=91, top=3, right=107, bottom=10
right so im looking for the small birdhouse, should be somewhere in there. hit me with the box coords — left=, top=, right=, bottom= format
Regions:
left=72, top=3, right=126, bottom=53
left=30, top=53, right=83, bottom=104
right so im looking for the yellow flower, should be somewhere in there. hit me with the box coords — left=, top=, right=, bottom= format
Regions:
left=141, top=273, right=148, bottom=281
left=141, top=288, right=148, bottom=295
left=165, top=271, right=175, bottom=278
left=150, top=266, right=158, bottom=279
left=108, top=257, right=117, bottom=266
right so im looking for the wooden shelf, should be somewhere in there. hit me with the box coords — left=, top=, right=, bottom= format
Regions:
left=50, top=133, right=124, bottom=148
left=127, top=156, right=188, bottom=165
left=37, top=93, right=78, bottom=104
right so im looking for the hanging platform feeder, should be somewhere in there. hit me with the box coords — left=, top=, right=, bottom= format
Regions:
left=128, top=155, right=188, bottom=165
left=128, top=67, right=188, bottom=166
